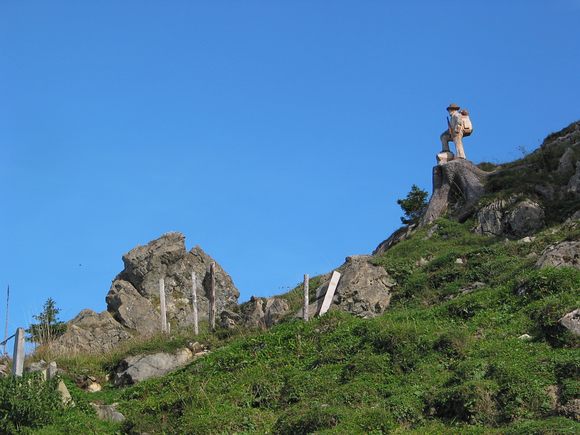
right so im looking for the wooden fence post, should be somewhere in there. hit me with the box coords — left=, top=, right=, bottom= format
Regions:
left=12, top=327, right=25, bottom=377
left=209, top=262, right=216, bottom=332
left=192, top=271, right=199, bottom=335
left=303, top=274, right=310, bottom=321
left=159, top=278, right=168, bottom=333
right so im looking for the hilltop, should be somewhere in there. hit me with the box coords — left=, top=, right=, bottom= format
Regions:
left=2, top=121, right=579, bottom=434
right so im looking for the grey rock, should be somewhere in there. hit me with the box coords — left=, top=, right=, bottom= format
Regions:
left=91, top=403, right=126, bottom=423
left=518, top=334, right=533, bottom=341
left=220, top=309, right=243, bottom=330
left=567, top=162, right=580, bottom=197
left=57, top=380, right=73, bottom=405
left=475, top=197, right=545, bottom=238
left=559, top=309, right=580, bottom=336
left=536, top=241, right=580, bottom=270
left=114, top=348, right=194, bottom=386
left=106, top=279, right=158, bottom=336
left=474, top=198, right=509, bottom=236
left=558, top=148, right=576, bottom=175
left=49, top=309, right=132, bottom=355
left=239, top=296, right=290, bottom=329
left=420, top=159, right=489, bottom=226
left=506, top=199, right=545, bottom=237
left=111, top=233, right=240, bottom=331
left=300, top=255, right=395, bottom=319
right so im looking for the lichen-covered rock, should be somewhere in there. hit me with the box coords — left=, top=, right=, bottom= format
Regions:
left=475, top=197, right=545, bottom=238
left=536, top=241, right=580, bottom=270
left=109, top=232, right=239, bottom=332
left=49, top=310, right=132, bottom=355
left=505, top=199, right=545, bottom=237
left=114, top=348, right=194, bottom=386
left=106, top=279, right=158, bottom=335
left=300, top=255, right=395, bottom=319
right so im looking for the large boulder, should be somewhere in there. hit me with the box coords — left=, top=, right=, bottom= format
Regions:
left=505, top=199, right=545, bottom=237
left=536, top=241, right=580, bottom=270
left=114, top=348, right=194, bottom=386
left=421, top=159, right=488, bottom=226
left=108, top=232, right=240, bottom=332
left=49, top=310, right=132, bottom=355
left=105, top=280, right=158, bottom=335
left=474, top=196, right=545, bottom=238
left=300, top=256, right=395, bottom=319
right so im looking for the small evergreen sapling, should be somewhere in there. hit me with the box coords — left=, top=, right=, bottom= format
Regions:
left=397, top=185, right=428, bottom=225
left=26, top=298, right=66, bottom=345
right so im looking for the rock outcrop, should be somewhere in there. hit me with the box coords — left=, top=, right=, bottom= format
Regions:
left=109, top=232, right=239, bottom=331
left=49, top=310, right=132, bottom=355
left=420, top=159, right=489, bottom=226
left=474, top=196, right=545, bottom=238
left=300, top=256, right=395, bottom=319
left=51, top=233, right=239, bottom=354
left=536, top=241, right=580, bottom=270
left=114, top=348, right=194, bottom=386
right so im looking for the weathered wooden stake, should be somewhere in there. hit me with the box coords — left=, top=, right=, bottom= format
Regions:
left=209, top=262, right=216, bottom=331
left=192, top=271, right=199, bottom=335
left=303, top=274, right=310, bottom=321
left=12, top=327, right=25, bottom=377
left=318, top=271, right=341, bottom=316
left=159, top=278, right=168, bottom=333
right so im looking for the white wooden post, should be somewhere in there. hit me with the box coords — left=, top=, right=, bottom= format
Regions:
left=209, top=263, right=216, bottom=332
left=12, top=327, right=25, bottom=377
left=303, top=274, right=310, bottom=321
left=318, top=271, right=341, bottom=316
left=159, top=278, right=168, bottom=333
left=192, top=271, right=199, bottom=335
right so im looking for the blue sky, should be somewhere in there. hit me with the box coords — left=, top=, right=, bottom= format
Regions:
left=1, top=1, right=579, bottom=337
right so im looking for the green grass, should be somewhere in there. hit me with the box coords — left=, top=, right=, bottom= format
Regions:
left=4, top=122, right=578, bottom=433
left=7, top=215, right=576, bottom=434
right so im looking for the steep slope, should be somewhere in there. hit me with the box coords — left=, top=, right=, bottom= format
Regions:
left=8, top=121, right=580, bottom=434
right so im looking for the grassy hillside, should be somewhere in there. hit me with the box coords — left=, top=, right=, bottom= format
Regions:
left=13, top=217, right=577, bottom=434
left=2, top=122, right=579, bottom=434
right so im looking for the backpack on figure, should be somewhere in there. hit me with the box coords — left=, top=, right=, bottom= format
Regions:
left=461, top=109, right=473, bottom=136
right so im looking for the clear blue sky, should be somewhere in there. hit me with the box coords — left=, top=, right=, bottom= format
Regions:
left=1, top=1, right=579, bottom=336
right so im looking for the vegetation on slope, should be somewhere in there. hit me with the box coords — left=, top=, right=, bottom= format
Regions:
left=10, top=217, right=575, bottom=434
left=2, top=122, right=579, bottom=433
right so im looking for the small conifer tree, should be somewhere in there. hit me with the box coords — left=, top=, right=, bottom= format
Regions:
left=397, top=184, right=428, bottom=225
left=26, top=298, right=66, bottom=345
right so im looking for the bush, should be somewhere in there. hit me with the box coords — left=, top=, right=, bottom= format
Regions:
left=0, top=373, right=63, bottom=433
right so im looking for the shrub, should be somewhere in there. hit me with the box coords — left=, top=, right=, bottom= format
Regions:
left=0, top=373, right=63, bottom=433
